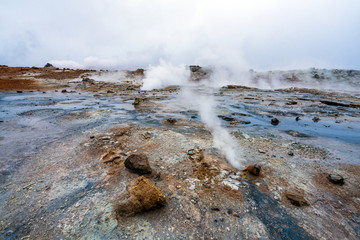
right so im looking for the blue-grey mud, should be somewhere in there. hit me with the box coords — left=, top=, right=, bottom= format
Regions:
left=0, top=65, right=360, bottom=239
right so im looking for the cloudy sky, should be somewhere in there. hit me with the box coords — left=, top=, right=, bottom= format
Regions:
left=0, top=0, right=359, bottom=70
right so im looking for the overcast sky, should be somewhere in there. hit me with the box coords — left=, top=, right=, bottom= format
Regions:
left=0, top=0, right=359, bottom=70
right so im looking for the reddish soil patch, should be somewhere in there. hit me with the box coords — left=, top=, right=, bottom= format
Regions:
left=0, top=78, right=48, bottom=91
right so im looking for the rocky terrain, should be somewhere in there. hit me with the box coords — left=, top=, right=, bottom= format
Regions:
left=0, top=65, right=359, bottom=239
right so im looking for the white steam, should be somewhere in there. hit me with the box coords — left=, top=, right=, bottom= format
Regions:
left=141, top=60, right=243, bottom=168
left=182, top=87, right=243, bottom=168
left=142, top=59, right=190, bottom=90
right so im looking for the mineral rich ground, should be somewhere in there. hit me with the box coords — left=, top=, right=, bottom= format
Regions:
left=0, top=65, right=359, bottom=239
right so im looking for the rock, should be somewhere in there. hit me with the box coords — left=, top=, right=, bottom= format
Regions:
left=166, top=118, right=177, bottom=124
left=124, top=154, right=152, bottom=174
left=285, top=193, right=309, bottom=207
left=218, top=115, right=236, bottom=122
left=285, top=101, right=298, bottom=105
left=288, top=151, right=294, bottom=156
left=295, top=116, right=301, bottom=121
left=258, top=149, right=266, bottom=154
left=188, top=146, right=204, bottom=162
left=244, top=164, right=261, bottom=176
left=17, top=91, right=23, bottom=93
left=61, top=89, right=67, bottom=93
left=328, top=174, right=344, bottom=185
left=116, top=176, right=166, bottom=216
left=312, top=117, right=321, bottom=122
left=285, top=130, right=310, bottom=138
left=271, top=118, right=280, bottom=125
left=142, top=132, right=152, bottom=139
left=44, top=63, right=54, bottom=68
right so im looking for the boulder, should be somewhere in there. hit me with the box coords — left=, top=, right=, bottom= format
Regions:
left=285, top=193, right=309, bottom=207
left=244, top=164, right=261, bottom=176
left=124, top=154, right=152, bottom=174
left=116, top=176, right=166, bottom=216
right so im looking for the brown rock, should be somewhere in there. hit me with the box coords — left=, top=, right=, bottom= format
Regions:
left=285, top=193, right=309, bottom=207
left=124, top=154, right=152, bottom=174
left=244, top=164, right=261, bottom=176
left=116, top=176, right=166, bottom=216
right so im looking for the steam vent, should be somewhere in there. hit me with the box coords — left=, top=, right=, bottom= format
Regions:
left=1, top=64, right=359, bottom=239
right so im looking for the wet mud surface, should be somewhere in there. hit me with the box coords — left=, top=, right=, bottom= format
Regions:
left=0, top=66, right=360, bottom=239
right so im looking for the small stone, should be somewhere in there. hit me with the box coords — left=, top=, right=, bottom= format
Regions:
left=258, top=149, right=266, bottom=154
left=90, top=136, right=95, bottom=139
left=17, top=91, right=23, bottom=93
left=285, top=193, right=309, bottom=207
left=295, top=116, right=301, bottom=121
left=211, top=206, right=220, bottom=211
left=61, top=89, right=67, bottom=93
left=244, top=164, right=261, bottom=176
left=271, top=118, right=280, bottom=125
left=187, top=146, right=204, bottom=162
left=328, top=174, right=344, bottom=185
left=143, top=132, right=152, bottom=139
left=166, top=118, right=177, bottom=124
left=312, top=117, right=321, bottom=122
left=288, top=151, right=294, bottom=156
left=124, top=154, right=152, bottom=174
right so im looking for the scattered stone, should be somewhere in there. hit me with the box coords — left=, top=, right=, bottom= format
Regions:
left=166, top=118, right=177, bottom=124
left=116, top=176, right=166, bottom=216
left=271, top=118, right=280, bottom=125
left=239, top=120, right=251, bottom=124
left=187, top=146, right=204, bottom=162
left=211, top=206, right=220, bottom=211
left=285, top=193, right=309, bottom=207
left=218, top=115, right=236, bottom=122
left=288, top=151, right=294, bottom=156
left=328, top=174, right=344, bottom=185
left=154, top=172, right=162, bottom=181
left=312, top=117, right=321, bottom=122
left=142, top=132, right=152, bottom=139
left=285, top=130, right=311, bottom=138
left=258, top=149, right=266, bottom=154
left=124, top=154, right=152, bottom=174
left=295, top=116, right=301, bottom=121
left=133, top=98, right=143, bottom=105
left=17, top=91, right=23, bottom=93
left=286, top=101, right=298, bottom=105
left=107, top=90, right=114, bottom=93
left=244, top=164, right=261, bottom=176
left=90, top=136, right=95, bottom=139
left=61, top=89, right=67, bottom=93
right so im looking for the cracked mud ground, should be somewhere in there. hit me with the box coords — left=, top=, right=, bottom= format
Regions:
left=0, top=66, right=360, bottom=239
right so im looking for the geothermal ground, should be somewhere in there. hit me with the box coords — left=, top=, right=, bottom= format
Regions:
left=0, top=65, right=360, bottom=239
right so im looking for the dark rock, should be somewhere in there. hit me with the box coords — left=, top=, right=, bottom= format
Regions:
left=155, top=172, right=162, bottom=181
left=44, top=63, right=54, bottom=68
left=116, top=176, right=166, bottom=216
left=328, top=174, right=344, bottom=185
left=312, top=117, right=321, bottom=122
left=288, top=151, right=294, bottom=156
left=244, top=164, right=261, bottom=176
left=218, top=115, right=235, bottom=122
left=107, top=90, right=114, bottom=93
left=143, top=132, right=152, bottom=139
left=90, top=136, right=95, bottom=139
left=61, top=89, right=67, bottom=93
left=166, top=118, right=177, bottom=124
left=285, top=101, right=298, bottom=105
left=239, top=120, right=251, bottom=124
left=285, top=193, right=309, bottom=207
left=271, top=118, right=280, bottom=125
left=17, top=91, right=23, bottom=93
left=295, top=116, right=301, bottom=121
left=124, top=154, right=152, bottom=174
left=211, top=206, right=220, bottom=211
